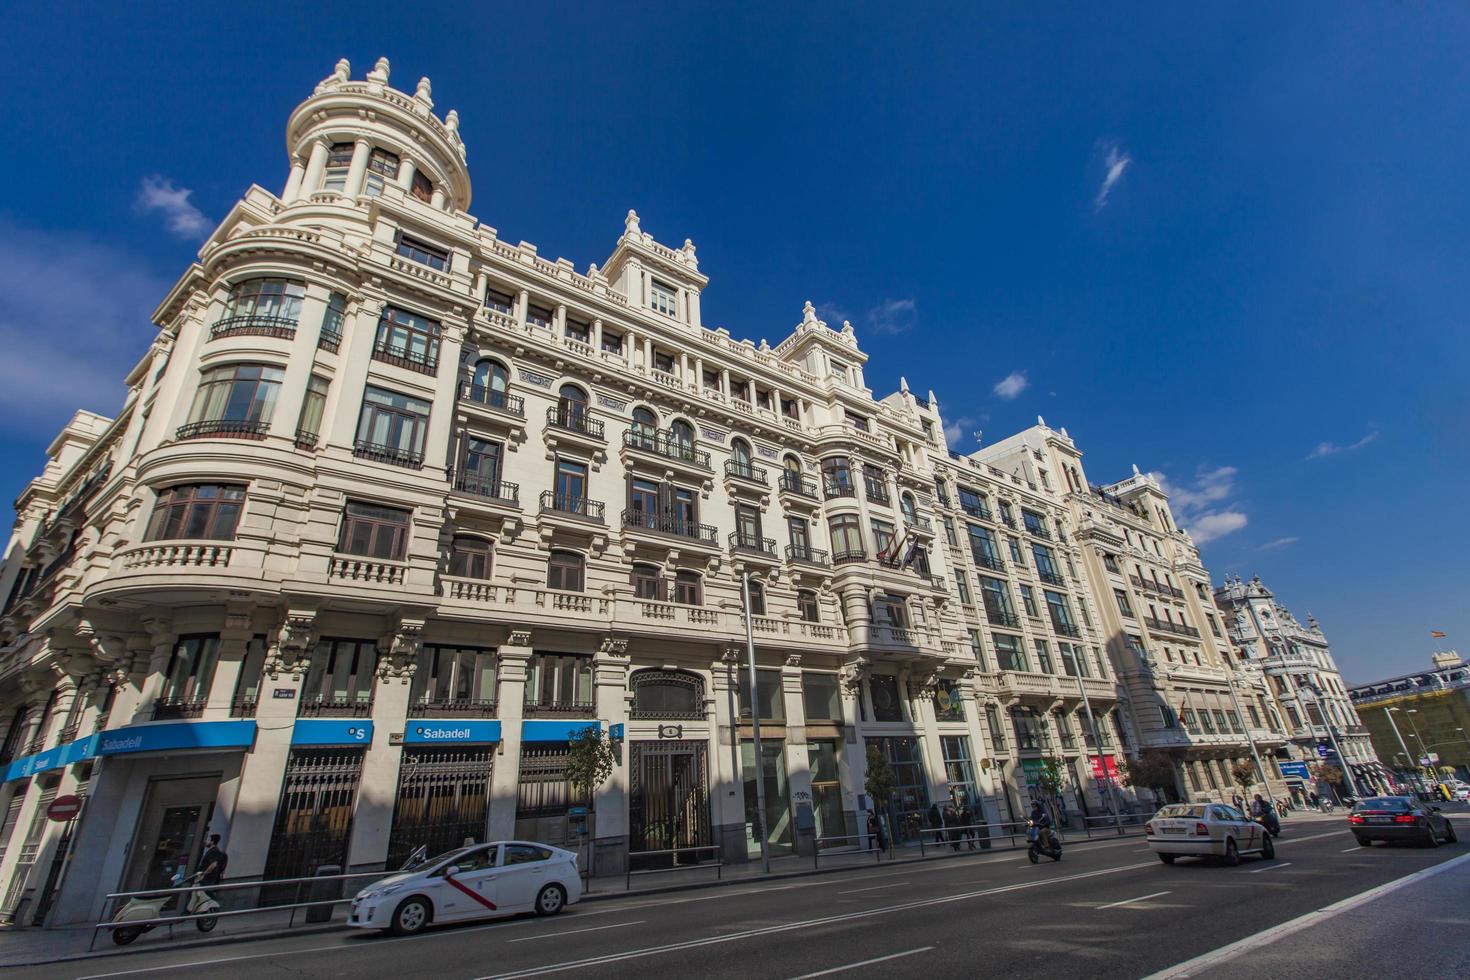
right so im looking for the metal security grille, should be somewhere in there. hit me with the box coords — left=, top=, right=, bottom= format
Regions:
left=629, top=741, right=710, bottom=868
left=262, top=749, right=363, bottom=886
left=387, top=747, right=494, bottom=869
left=1, top=787, right=55, bottom=922
left=515, top=746, right=577, bottom=818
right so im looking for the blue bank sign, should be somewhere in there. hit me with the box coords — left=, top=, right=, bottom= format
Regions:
left=521, top=720, right=601, bottom=743
left=5, top=720, right=258, bottom=782
left=1278, top=761, right=1312, bottom=780
left=291, top=720, right=374, bottom=746
left=403, top=721, right=502, bottom=745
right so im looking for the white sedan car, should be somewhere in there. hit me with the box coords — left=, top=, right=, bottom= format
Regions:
left=348, top=841, right=582, bottom=934
left=1146, top=803, right=1275, bottom=866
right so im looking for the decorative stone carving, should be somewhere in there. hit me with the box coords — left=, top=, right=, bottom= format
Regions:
left=839, top=656, right=870, bottom=696
left=599, top=637, right=629, bottom=656
left=506, top=630, right=532, bottom=647
left=376, top=623, right=422, bottom=683
left=316, top=58, right=350, bottom=92
left=264, top=614, right=316, bottom=681
left=367, top=56, right=391, bottom=84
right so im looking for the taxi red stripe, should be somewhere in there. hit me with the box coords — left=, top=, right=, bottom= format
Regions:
left=445, top=872, right=497, bottom=909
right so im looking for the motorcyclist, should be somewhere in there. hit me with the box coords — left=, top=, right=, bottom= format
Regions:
left=1028, top=801, right=1054, bottom=850
left=1250, top=794, right=1280, bottom=835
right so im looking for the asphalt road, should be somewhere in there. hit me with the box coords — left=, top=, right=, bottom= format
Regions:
left=32, top=811, right=1470, bottom=980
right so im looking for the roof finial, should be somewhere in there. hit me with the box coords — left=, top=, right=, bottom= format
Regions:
left=317, top=58, right=351, bottom=92
left=624, top=209, right=641, bottom=237
left=414, top=76, right=433, bottom=107
left=802, top=300, right=817, bottom=324
left=367, top=57, right=391, bottom=84
left=445, top=109, right=460, bottom=136
left=1131, top=463, right=1141, bottom=476
left=841, top=319, right=855, bottom=338
left=1037, top=415, right=1047, bottom=428
left=899, top=375, right=910, bottom=393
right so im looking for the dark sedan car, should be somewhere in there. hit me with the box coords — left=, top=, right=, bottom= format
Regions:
left=1349, top=796, right=1458, bottom=847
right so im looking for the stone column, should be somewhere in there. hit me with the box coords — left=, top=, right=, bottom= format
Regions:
left=325, top=291, right=385, bottom=449
left=271, top=285, right=330, bottom=442
left=131, top=618, right=176, bottom=723
left=679, top=352, right=690, bottom=387
left=642, top=337, right=653, bottom=372
left=693, top=357, right=704, bottom=393
left=720, top=368, right=731, bottom=398
left=624, top=326, right=638, bottom=369
left=554, top=303, right=567, bottom=337
left=346, top=622, right=419, bottom=871
left=780, top=655, right=814, bottom=856
left=423, top=321, right=466, bottom=473
left=516, top=289, right=530, bottom=330
left=709, top=651, right=747, bottom=863
left=796, top=397, right=808, bottom=425
left=592, top=318, right=603, bottom=352
left=203, top=609, right=256, bottom=721
left=300, top=139, right=330, bottom=198
left=487, top=634, right=532, bottom=842
left=687, top=289, right=702, bottom=328
left=591, top=639, right=630, bottom=875
left=430, top=187, right=446, bottom=210
left=344, top=138, right=372, bottom=199
left=397, top=157, right=417, bottom=191
left=282, top=156, right=306, bottom=203
left=836, top=660, right=870, bottom=847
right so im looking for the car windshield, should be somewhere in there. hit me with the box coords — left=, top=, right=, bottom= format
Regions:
left=1156, top=805, right=1207, bottom=819
left=404, top=846, right=474, bottom=871
left=1355, top=797, right=1411, bottom=812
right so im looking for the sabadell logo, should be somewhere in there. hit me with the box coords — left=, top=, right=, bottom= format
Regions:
left=101, top=735, right=143, bottom=752
left=416, top=726, right=472, bottom=740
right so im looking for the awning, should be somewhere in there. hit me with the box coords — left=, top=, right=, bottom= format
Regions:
left=521, top=720, right=600, bottom=743
left=5, top=719, right=258, bottom=781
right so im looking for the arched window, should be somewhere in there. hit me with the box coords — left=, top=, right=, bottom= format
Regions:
left=900, top=492, right=918, bottom=523
left=410, top=170, right=434, bottom=204
left=449, top=536, right=492, bottom=579
left=631, top=562, right=663, bottom=600
left=674, top=569, right=702, bottom=605
left=745, top=578, right=766, bottom=616
left=557, top=384, right=589, bottom=430
left=470, top=359, right=510, bottom=409
left=631, top=406, right=658, bottom=449
left=670, top=419, right=696, bottom=459
left=547, top=549, right=584, bottom=592
left=798, top=589, right=819, bottom=623
left=730, top=438, right=753, bottom=479
left=630, top=670, right=705, bottom=719
left=783, top=454, right=803, bottom=475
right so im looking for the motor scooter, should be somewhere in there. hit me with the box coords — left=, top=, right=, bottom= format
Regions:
left=111, top=870, right=220, bottom=945
left=1253, top=808, right=1281, bottom=838
left=1026, top=821, right=1062, bottom=863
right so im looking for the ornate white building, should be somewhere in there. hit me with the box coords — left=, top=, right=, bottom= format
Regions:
left=0, top=59, right=1290, bottom=927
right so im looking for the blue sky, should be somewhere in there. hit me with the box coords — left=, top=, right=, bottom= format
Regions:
left=1, top=2, right=1466, bottom=682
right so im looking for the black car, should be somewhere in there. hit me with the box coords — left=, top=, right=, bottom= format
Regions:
left=1349, top=796, right=1457, bottom=847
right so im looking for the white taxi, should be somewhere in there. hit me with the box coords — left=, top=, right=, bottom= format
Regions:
left=348, top=841, right=582, bottom=935
left=1145, top=803, right=1275, bottom=866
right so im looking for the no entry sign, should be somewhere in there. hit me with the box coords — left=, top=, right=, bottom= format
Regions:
left=47, top=794, right=82, bottom=822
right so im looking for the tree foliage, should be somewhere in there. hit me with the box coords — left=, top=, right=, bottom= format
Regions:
left=1230, top=759, right=1259, bottom=797
left=865, top=743, right=896, bottom=804
left=1035, top=756, right=1067, bottom=797
left=565, top=727, right=615, bottom=804
left=1310, top=763, right=1344, bottom=785
left=1120, top=751, right=1179, bottom=797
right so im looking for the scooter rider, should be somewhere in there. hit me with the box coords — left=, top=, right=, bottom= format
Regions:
left=1028, top=800, right=1054, bottom=849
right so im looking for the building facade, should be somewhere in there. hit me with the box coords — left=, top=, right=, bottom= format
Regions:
left=1348, top=652, right=1470, bottom=788
left=1214, top=575, right=1389, bottom=800
left=0, top=58, right=1300, bottom=928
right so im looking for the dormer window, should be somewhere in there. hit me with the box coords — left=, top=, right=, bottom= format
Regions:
left=410, top=170, right=433, bottom=203
left=364, top=148, right=400, bottom=197
left=396, top=235, right=449, bottom=272
left=650, top=279, right=677, bottom=317
left=323, top=142, right=354, bottom=192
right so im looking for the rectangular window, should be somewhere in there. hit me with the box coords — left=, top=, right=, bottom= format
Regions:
left=565, top=318, right=590, bottom=343
left=981, top=576, right=1016, bottom=625
left=957, top=486, right=987, bottom=518
left=954, top=571, right=972, bottom=605
left=631, top=563, right=663, bottom=600
left=1032, top=639, right=1055, bottom=675
left=867, top=674, right=906, bottom=722
left=527, top=653, right=592, bottom=709
left=375, top=306, right=441, bottom=371
left=300, top=637, right=379, bottom=712
left=160, top=634, right=221, bottom=706
left=876, top=594, right=909, bottom=628
left=1022, top=509, right=1048, bottom=537
left=395, top=235, right=448, bottom=271
left=1008, top=537, right=1024, bottom=564
left=1019, top=584, right=1039, bottom=619
left=553, top=458, right=589, bottom=513
left=943, top=517, right=958, bottom=547
left=526, top=303, right=553, bottom=329
left=1102, top=552, right=1119, bottom=573
left=847, top=412, right=871, bottom=433
left=787, top=516, right=811, bottom=556
left=147, top=484, right=246, bottom=541
left=967, top=525, right=1002, bottom=571
left=547, top=551, right=585, bottom=592
left=986, top=703, right=1007, bottom=751
left=871, top=519, right=896, bottom=560
left=828, top=513, right=864, bottom=559
left=650, top=280, right=677, bottom=317
left=1114, top=589, right=1134, bottom=618
left=356, top=386, right=430, bottom=464
left=735, top=505, right=763, bottom=550
left=1045, top=590, right=1078, bottom=635
left=601, top=330, right=623, bottom=354
left=653, top=349, right=676, bottom=374
left=803, top=674, right=841, bottom=722
left=459, top=437, right=504, bottom=496
left=485, top=287, right=514, bottom=314
left=993, top=633, right=1027, bottom=672
left=323, top=141, right=354, bottom=191
left=674, top=571, right=702, bottom=605
left=968, top=629, right=987, bottom=670
left=410, top=645, right=498, bottom=709
left=821, top=457, right=853, bottom=495
left=1032, top=544, right=1061, bottom=584
left=364, top=147, right=400, bottom=196
left=739, top=668, right=786, bottom=721
left=861, top=463, right=887, bottom=502
left=296, top=375, right=329, bottom=444
left=798, top=590, right=819, bottom=622
left=1058, top=643, right=1090, bottom=678
left=187, top=363, right=284, bottom=429
left=338, top=501, right=411, bottom=560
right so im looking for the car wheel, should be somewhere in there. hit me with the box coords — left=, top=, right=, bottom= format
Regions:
left=112, top=926, right=142, bottom=946
left=390, top=896, right=432, bottom=935
left=535, top=883, right=566, bottom=917
left=1223, top=838, right=1240, bottom=866
left=1158, top=853, right=1176, bottom=865
left=196, top=916, right=218, bottom=933
left=1027, top=846, right=1039, bottom=864
left=1424, top=828, right=1440, bottom=849
left=1355, top=837, right=1370, bottom=847
left=1445, top=823, right=1457, bottom=844
left=1262, top=835, right=1275, bottom=859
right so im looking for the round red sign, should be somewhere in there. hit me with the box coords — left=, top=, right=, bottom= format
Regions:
left=47, top=795, right=82, bottom=822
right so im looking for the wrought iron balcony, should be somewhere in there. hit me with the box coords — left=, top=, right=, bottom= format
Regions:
left=353, top=440, right=424, bottom=469
left=549, top=407, right=605, bottom=438
left=622, top=429, right=708, bottom=466
left=294, top=429, right=318, bottom=451
left=372, top=339, right=438, bottom=375
left=318, top=309, right=344, bottom=352
left=906, top=515, right=934, bottom=533
left=408, top=698, right=498, bottom=717
left=1052, top=620, right=1082, bottom=638
left=961, top=503, right=993, bottom=521
left=210, top=313, right=297, bottom=340
left=785, top=544, right=830, bottom=565
left=1144, top=616, right=1200, bottom=639
left=729, top=531, right=776, bottom=556
left=299, top=696, right=374, bottom=717
left=779, top=472, right=818, bottom=498
left=540, top=490, right=605, bottom=520
left=176, top=419, right=269, bottom=441
left=864, top=480, right=891, bottom=505
left=1000, top=515, right=1017, bottom=529
left=985, top=608, right=1020, bottom=629
left=621, top=509, right=718, bottom=544
left=524, top=699, right=595, bottom=717
left=823, top=480, right=857, bottom=500
left=1038, top=570, right=1065, bottom=586
left=1024, top=522, right=1052, bottom=540
left=725, top=460, right=769, bottom=485
left=230, top=696, right=258, bottom=718
left=152, top=698, right=207, bottom=721
left=832, top=548, right=868, bottom=565
left=974, top=554, right=1006, bottom=573
left=460, top=382, right=526, bottom=417
left=454, top=475, right=519, bottom=503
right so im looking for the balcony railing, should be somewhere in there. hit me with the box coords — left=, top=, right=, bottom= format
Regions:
left=460, top=382, right=526, bottom=417
left=540, top=490, right=605, bottom=520
left=864, top=481, right=891, bottom=505
left=353, top=440, right=424, bottom=469
left=1000, top=515, right=1017, bottom=529
left=1145, top=617, right=1200, bottom=639
left=1038, top=570, right=1065, bottom=586
left=961, top=503, right=993, bottom=521
left=729, top=532, right=776, bottom=556
left=1024, top=523, right=1051, bottom=540
left=785, top=544, right=830, bottom=565
left=985, top=608, right=1020, bottom=629
left=210, top=313, right=297, bottom=340
left=524, top=699, right=595, bottom=717
left=318, top=309, right=344, bottom=352
left=974, top=554, right=1006, bottom=573
left=56, top=722, right=80, bottom=745
left=621, top=509, right=718, bottom=544
left=725, top=460, right=769, bottom=485
left=549, top=407, right=606, bottom=438
left=408, top=698, right=498, bottom=717
left=454, top=475, right=519, bottom=503
left=176, top=419, right=269, bottom=441
left=294, top=429, right=318, bottom=451
left=823, top=480, right=857, bottom=500
left=622, top=429, right=709, bottom=466
left=1051, top=620, right=1082, bottom=638
left=230, top=696, right=258, bottom=718
left=832, top=549, right=868, bottom=565
left=299, top=696, right=373, bottom=717
left=372, top=339, right=438, bottom=375
left=906, top=515, right=934, bottom=533
left=152, top=698, right=207, bottom=721
left=779, top=472, right=818, bottom=498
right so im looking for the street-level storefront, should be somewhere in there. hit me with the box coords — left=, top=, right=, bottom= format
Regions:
left=387, top=720, right=501, bottom=868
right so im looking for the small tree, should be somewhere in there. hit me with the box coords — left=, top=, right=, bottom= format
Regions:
left=1230, top=759, right=1259, bottom=801
left=1310, top=762, right=1344, bottom=787
left=564, top=727, right=615, bottom=873
left=865, top=743, right=896, bottom=807
left=1120, top=751, right=1180, bottom=804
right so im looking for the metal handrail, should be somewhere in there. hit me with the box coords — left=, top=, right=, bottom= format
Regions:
left=625, top=845, right=724, bottom=889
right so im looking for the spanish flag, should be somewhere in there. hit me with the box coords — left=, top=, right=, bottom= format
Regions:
left=1431, top=631, right=1447, bottom=638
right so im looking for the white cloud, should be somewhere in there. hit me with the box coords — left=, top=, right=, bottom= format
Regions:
left=866, top=298, right=917, bottom=335
left=0, top=224, right=163, bottom=432
left=1094, top=142, right=1132, bottom=210
left=814, top=301, right=850, bottom=326
left=1306, top=429, right=1379, bottom=460
left=943, top=415, right=976, bottom=445
left=136, top=175, right=211, bottom=239
left=993, top=371, right=1029, bottom=400
left=1259, top=537, right=1300, bottom=551
left=1149, top=465, right=1249, bottom=545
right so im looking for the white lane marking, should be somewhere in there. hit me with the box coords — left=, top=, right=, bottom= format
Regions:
left=1096, top=890, right=1172, bottom=910
left=469, top=862, right=1157, bottom=979
left=1248, top=862, right=1293, bottom=874
left=1141, top=850, right=1470, bottom=979
left=837, top=881, right=909, bottom=895
left=1274, top=830, right=1350, bottom=846
left=507, top=921, right=644, bottom=943
left=1340, top=846, right=1363, bottom=853
left=787, top=946, right=934, bottom=979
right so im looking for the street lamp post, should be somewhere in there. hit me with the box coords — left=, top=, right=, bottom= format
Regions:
left=1227, top=679, right=1273, bottom=803
left=740, top=572, right=771, bottom=874
left=1072, top=674, right=1123, bottom=835
left=1383, top=708, right=1419, bottom=793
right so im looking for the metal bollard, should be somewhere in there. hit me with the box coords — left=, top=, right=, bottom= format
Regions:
left=305, top=865, right=343, bottom=924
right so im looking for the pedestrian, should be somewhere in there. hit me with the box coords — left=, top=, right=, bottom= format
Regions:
left=945, top=801, right=962, bottom=851
left=1232, top=793, right=1244, bottom=811
left=1309, top=790, right=1319, bottom=810
left=957, top=800, right=977, bottom=851
left=928, top=800, right=946, bottom=847
left=196, top=833, right=227, bottom=903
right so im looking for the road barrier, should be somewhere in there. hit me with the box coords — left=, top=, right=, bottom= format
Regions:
left=624, top=845, right=724, bottom=890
